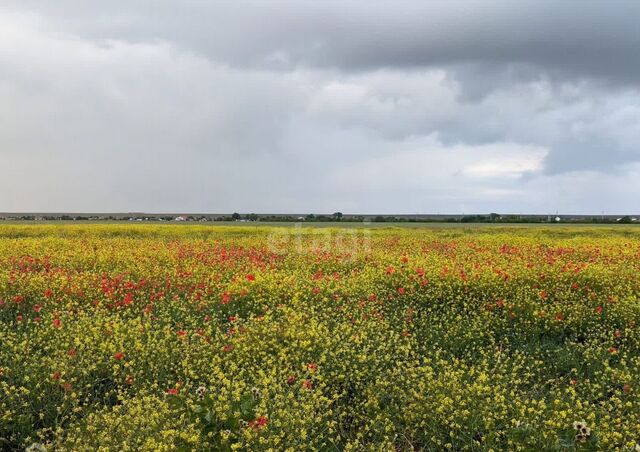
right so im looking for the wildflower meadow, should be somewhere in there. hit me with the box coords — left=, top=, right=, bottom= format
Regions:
left=1, top=224, right=639, bottom=451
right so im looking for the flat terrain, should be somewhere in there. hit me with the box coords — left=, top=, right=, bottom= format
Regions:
left=1, top=224, right=640, bottom=450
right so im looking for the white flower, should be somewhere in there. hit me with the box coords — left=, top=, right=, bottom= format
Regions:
left=195, top=386, right=207, bottom=399
left=572, top=420, right=586, bottom=431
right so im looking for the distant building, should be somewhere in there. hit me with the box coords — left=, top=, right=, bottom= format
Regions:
left=174, top=216, right=187, bottom=221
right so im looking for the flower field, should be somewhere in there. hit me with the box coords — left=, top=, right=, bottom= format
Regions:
left=1, top=224, right=640, bottom=451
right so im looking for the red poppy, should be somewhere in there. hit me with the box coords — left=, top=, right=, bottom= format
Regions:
left=52, top=371, right=61, bottom=381
left=126, top=375, right=135, bottom=385
left=53, top=318, right=62, bottom=329
left=555, top=313, right=564, bottom=321
left=221, top=292, right=231, bottom=304
left=44, top=288, right=53, bottom=298
left=398, top=287, right=406, bottom=295
left=595, top=306, right=603, bottom=314
left=302, top=379, right=313, bottom=389
left=287, top=375, right=296, bottom=385
left=248, top=416, right=268, bottom=429
left=386, top=266, right=395, bottom=275
left=166, top=388, right=179, bottom=395
left=68, top=348, right=76, bottom=357
left=307, top=362, right=318, bottom=372
left=246, top=274, right=255, bottom=282
left=124, top=293, right=134, bottom=306
left=176, top=330, right=186, bottom=337
left=113, top=352, right=125, bottom=361
left=223, top=344, right=234, bottom=352
left=312, top=287, right=320, bottom=295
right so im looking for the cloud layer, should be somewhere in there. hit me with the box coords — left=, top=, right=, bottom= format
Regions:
left=1, top=1, right=639, bottom=214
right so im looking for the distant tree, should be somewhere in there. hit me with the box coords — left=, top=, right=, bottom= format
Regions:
left=618, top=216, right=632, bottom=224
left=246, top=213, right=258, bottom=221
left=306, top=214, right=316, bottom=221
left=333, top=212, right=343, bottom=220
left=231, top=212, right=241, bottom=220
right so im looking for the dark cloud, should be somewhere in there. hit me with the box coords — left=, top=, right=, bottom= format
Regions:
left=0, top=1, right=639, bottom=213
left=8, top=1, right=640, bottom=81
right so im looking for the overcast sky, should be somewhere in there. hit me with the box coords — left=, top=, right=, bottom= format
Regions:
left=1, top=1, right=639, bottom=214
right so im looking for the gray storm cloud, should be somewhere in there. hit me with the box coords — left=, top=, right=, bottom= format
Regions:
left=0, top=1, right=639, bottom=214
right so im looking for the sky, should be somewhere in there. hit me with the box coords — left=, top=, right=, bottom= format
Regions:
left=1, top=0, right=639, bottom=214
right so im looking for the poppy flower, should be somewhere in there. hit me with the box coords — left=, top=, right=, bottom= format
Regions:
left=249, top=416, right=268, bottom=429
left=53, top=318, right=62, bottom=329
left=124, top=293, right=134, bottom=306
left=113, top=352, right=125, bottom=361
left=302, top=379, right=313, bottom=389
left=246, top=274, right=255, bottom=281
left=287, top=375, right=296, bottom=385
left=166, top=388, right=179, bottom=395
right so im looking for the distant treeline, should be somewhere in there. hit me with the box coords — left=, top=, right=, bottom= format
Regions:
left=1, top=212, right=638, bottom=224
